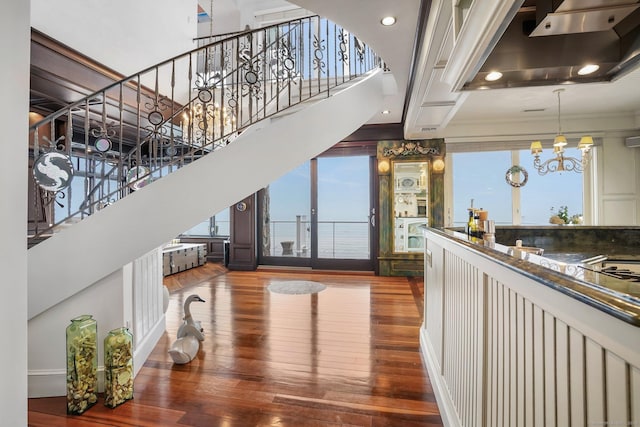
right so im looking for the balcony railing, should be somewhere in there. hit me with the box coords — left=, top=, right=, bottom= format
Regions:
left=267, top=219, right=370, bottom=259
left=28, top=16, right=379, bottom=246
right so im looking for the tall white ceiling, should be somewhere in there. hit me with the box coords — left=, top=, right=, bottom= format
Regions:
left=270, top=1, right=640, bottom=139
left=32, top=0, right=640, bottom=140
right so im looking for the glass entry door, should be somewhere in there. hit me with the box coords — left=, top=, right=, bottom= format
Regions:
left=259, top=156, right=375, bottom=271
left=260, top=162, right=312, bottom=260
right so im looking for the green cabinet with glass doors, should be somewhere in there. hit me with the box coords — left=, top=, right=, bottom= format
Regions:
left=377, top=140, right=445, bottom=276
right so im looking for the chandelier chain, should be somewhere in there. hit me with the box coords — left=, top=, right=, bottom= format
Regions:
left=210, top=0, right=214, bottom=36
left=554, top=88, right=564, bottom=135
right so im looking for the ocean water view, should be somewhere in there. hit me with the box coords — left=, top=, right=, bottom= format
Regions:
left=182, top=218, right=372, bottom=260
left=267, top=220, right=370, bottom=259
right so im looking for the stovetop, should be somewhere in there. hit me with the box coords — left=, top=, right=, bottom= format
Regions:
left=600, top=265, right=640, bottom=282
left=537, top=254, right=640, bottom=298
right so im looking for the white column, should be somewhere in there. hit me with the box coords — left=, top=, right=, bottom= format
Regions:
left=0, top=0, right=30, bottom=424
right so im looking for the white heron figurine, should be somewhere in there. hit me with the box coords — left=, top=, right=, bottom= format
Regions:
left=168, top=294, right=206, bottom=364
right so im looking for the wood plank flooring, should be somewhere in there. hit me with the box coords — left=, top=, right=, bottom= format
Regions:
left=28, top=263, right=442, bottom=426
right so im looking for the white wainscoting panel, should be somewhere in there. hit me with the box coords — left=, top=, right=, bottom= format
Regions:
left=132, top=248, right=163, bottom=345
left=441, top=251, right=483, bottom=427
left=421, top=230, right=640, bottom=427
left=425, top=246, right=445, bottom=369
left=632, top=366, right=640, bottom=421
left=132, top=247, right=165, bottom=374
left=602, top=198, right=637, bottom=225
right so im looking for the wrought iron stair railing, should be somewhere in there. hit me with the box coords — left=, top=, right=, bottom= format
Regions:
left=28, top=16, right=380, bottom=246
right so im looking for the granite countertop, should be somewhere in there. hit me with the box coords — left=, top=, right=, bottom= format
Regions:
left=494, top=225, right=640, bottom=257
left=433, top=228, right=640, bottom=326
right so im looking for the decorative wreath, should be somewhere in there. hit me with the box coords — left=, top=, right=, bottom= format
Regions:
left=505, top=165, right=528, bottom=188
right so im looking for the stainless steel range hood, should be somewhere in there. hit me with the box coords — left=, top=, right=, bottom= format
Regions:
left=530, top=0, right=640, bottom=36
left=463, top=0, right=640, bottom=90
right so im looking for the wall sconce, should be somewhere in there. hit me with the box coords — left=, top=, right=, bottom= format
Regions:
left=432, top=158, right=445, bottom=173
left=378, top=159, right=390, bottom=174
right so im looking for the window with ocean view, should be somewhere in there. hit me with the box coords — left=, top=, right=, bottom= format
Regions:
left=517, top=149, right=583, bottom=224
left=452, top=149, right=583, bottom=226
left=261, top=156, right=371, bottom=262
left=317, top=156, right=370, bottom=259
left=182, top=208, right=230, bottom=237
left=453, top=151, right=513, bottom=226
left=263, top=161, right=311, bottom=257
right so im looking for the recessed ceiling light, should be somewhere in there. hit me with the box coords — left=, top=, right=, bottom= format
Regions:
left=485, top=71, right=503, bottom=81
left=381, top=16, right=396, bottom=26
left=382, top=110, right=391, bottom=115
left=578, top=64, right=599, bottom=75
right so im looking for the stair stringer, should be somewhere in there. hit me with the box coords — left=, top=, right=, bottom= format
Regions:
left=28, top=69, right=384, bottom=320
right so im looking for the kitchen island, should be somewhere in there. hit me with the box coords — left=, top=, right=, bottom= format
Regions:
left=421, top=227, right=640, bottom=427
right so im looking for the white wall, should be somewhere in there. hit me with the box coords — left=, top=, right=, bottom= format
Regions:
left=597, top=132, right=640, bottom=225
left=0, top=1, right=29, bottom=424
left=196, top=0, right=312, bottom=37
left=197, top=1, right=242, bottom=36
left=28, top=248, right=165, bottom=398
left=28, top=268, right=128, bottom=397
left=236, top=0, right=304, bottom=29
left=31, top=0, right=198, bottom=76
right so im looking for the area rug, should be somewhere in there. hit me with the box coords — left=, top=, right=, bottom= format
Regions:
left=267, top=280, right=327, bottom=295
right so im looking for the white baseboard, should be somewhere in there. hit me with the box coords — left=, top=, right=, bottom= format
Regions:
left=28, top=315, right=166, bottom=398
left=419, top=327, right=462, bottom=427
left=28, top=368, right=105, bottom=398
left=28, top=369, right=68, bottom=398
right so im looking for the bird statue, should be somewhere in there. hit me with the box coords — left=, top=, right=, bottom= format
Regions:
left=168, top=335, right=200, bottom=365
left=168, top=294, right=206, bottom=364
left=177, top=294, right=206, bottom=340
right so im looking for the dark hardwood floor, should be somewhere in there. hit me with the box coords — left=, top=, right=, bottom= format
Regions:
left=28, top=263, right=442, bottom=426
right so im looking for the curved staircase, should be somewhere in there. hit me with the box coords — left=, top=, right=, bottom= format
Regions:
left=27, top=16, right=384, bottom=318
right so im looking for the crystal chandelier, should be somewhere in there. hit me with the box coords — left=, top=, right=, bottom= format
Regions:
left=530, top=88, right=593, bottom=175
left=181, top=102, right=235, bottom=148
left=179, top=0, right=236, bottom=149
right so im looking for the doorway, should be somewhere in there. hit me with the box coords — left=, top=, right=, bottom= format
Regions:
left=258, top=155, right=376, bottom=271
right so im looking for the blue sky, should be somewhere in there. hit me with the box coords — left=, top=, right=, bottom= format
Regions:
left=452, top=150, right=583, bottom=225
left=258, top=150, right=583, bottom=227
left=269, top=156, right=369, bottom=222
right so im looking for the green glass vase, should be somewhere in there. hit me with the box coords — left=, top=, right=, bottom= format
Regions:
left=104, top=327, right=134, bottom=408
left=66, top=314, right=98, bottom=414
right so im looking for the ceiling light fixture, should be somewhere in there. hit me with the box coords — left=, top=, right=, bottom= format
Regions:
left=530, top=88, right=593, bottom=175
left=381, top=16, right=396, bottom=26
left=182, top=102, right=235, bottom=147
left=578, top=64, right=600, bottom=75
left=485, top=71, right=503, bottom=81
left=382, top=110, right=391, bottom=115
